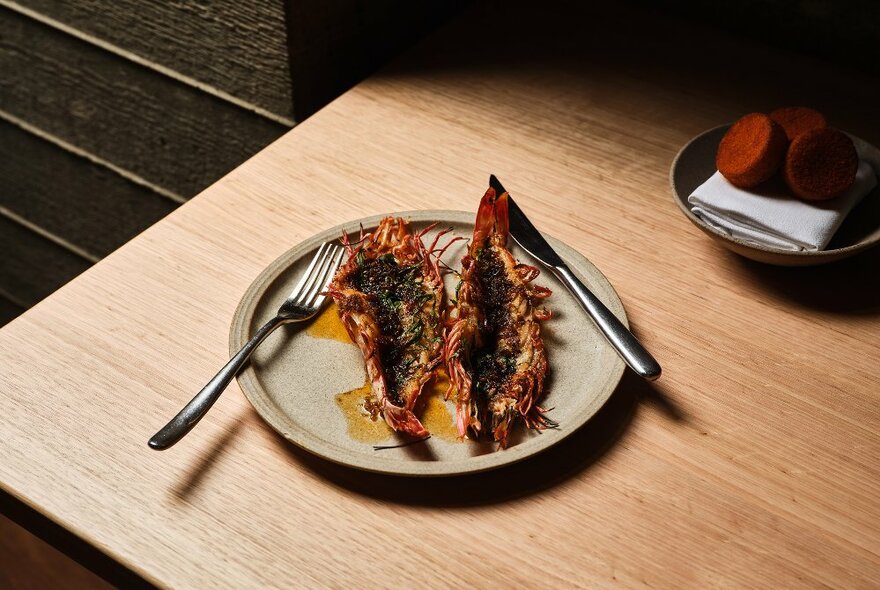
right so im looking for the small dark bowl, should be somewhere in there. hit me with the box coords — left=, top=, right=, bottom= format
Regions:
left=670, top=125, right=880, bottom=266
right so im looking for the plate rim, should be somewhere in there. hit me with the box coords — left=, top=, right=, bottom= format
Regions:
left=230, top=209, right=627, bottom=477
left=670, top=123, right=880, bottom=259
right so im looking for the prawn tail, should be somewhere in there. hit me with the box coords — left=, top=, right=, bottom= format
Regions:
left=383, top=402, right=430, bottom=438
left=491, top=399, right=519, bottom=449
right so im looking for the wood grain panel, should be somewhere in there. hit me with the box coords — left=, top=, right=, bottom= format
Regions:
left=13, top=0, right=293, bottom=120
left=0, top=1, right=879, bottom=588
left=0, top=7, right=288, bottom=197
left=0, top=120, right=178, bottom=258
left=0, top=217, right=92, bottom=306
left=0, top=514, right=113, bottom=590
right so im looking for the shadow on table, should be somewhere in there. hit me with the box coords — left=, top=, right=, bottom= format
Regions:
left=725, top=246, right=880, bottom=316
left=267, top=369, right=685, bottom=507
left=373, top=0, right=880, bottom=145
left=171, top=418, right=247, bottom=501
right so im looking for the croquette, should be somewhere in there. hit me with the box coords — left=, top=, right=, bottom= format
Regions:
left=783, top=127, right=858, bottom=200
left=716, top=113, right=788, bottom=188
left=770, top=106, right=828, bottom=141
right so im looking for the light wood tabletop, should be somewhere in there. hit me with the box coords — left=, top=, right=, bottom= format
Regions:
left=2, top=2, right=879, bottom=588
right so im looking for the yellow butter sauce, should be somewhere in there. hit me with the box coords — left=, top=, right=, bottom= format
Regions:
left=306, top=303, right=352, bottom=344
left=335, top=381, right=392, bottom=443
left=314, top=301, right=460, bottom=444
left=334, top=372, right=461, bottom=444
left=418, top=370, right=459, bottom=443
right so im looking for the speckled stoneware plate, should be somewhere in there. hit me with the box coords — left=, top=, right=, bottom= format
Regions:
left=230, top=210, right=626, bottom=477
left=671, top=125, right=880, bottom=266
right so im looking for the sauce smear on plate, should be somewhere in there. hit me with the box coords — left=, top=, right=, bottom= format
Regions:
left=312, top=302, right=458, bottom=443
left=306, top=303, right=352, bottom=343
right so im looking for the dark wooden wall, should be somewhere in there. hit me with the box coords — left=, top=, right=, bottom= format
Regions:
left=0, top=0, right=465, bottom=327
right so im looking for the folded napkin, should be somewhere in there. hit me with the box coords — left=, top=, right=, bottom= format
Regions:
left=688, top=160, right=877, bottom=251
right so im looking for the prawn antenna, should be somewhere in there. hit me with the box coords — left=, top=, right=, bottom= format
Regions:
left=373, top=435, right=431, bottom=451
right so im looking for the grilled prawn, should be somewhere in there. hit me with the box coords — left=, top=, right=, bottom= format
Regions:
left=328, top=217, right=448, bottom=438
left=444, top=187, right=553, bottom=447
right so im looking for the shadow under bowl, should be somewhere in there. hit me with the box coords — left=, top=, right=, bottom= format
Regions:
left=670, top=125, right=880, bottom=266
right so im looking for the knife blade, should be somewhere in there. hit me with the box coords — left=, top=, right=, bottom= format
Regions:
left=496, top=179, right=565, bottom=268
left=493, top=174, right=661, bottom=381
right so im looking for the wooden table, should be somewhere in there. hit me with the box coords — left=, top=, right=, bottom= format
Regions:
left=2, top=2, right=879, bottom=588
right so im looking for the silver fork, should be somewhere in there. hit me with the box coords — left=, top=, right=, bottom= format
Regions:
left=149, top=242, right=345, bottom=450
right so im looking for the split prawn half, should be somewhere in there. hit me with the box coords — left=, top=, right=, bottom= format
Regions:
left=444, top=187, right=554, bottom=447
left=328, top=217, right=452, bottom=438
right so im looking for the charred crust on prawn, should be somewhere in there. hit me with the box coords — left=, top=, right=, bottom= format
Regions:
left=444, top=187, right=554, bottom=448
left=328, top=217, right=454, bottom=438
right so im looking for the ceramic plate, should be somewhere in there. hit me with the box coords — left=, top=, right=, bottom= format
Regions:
left=671, top=125, right=880, bottom=266
left=230, top=210, right=626, bottom=476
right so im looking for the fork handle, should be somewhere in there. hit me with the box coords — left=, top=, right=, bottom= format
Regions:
left=148, top=315, right=286, bottom=450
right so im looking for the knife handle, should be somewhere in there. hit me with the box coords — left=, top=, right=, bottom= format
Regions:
left=554, top=266, right=661, bottom=381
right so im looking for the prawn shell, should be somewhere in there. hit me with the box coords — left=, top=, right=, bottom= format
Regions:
left=329, top=217, right=446, bottom=438
left=444, top=188, right=553, bottom=447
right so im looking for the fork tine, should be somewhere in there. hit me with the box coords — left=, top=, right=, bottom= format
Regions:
left=286, top=242, right=328, bottom=302
left=301, top=245, right=343, bottom=306
left=307, top=246, right=345, bottom=308
left=294, top=244, right=339, bottom=306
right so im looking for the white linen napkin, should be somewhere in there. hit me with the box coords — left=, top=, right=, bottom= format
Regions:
left=688, top=160, right=877, bottom=251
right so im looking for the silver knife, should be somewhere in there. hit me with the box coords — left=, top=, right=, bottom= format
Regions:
left=491, top=175, right=662, bottom=381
